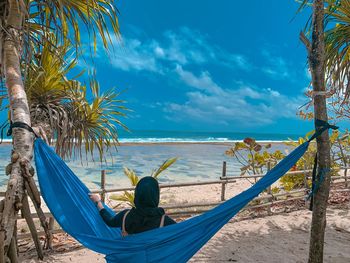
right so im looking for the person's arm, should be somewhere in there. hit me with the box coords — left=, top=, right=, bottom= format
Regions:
left=164, top=215, right=176, bottom=226
left=89, top=194, right=125, bottom=227
left=99, top=208, right=125, bottom=227
left=89, top=194, right=105, bottom=211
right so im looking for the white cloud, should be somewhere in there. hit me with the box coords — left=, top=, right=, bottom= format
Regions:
left=164, top=68, right=303, bottom=127
left=105, top=27, right=251, bottom=73
left=109, top=38, right=162, bottom=73
left=261, top=50, right=290, bottom=79
left=175, top=65, right=223, bottom=95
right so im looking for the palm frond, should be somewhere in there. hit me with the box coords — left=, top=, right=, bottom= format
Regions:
left=123, top=167, right=139, bottom=186
left=26, top=39, right=127, bottom=160
left=325, top=0, right=350, bottom=105
left=110, top=191, right=135, bottom=207
left=151, top=158, right=178, bottom=179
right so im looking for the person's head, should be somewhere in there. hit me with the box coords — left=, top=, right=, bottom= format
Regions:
left=134, top=176, right=160, bottom=209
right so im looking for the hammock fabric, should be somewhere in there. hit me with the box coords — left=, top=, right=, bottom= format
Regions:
left=34, top=138, right=310, bottom=263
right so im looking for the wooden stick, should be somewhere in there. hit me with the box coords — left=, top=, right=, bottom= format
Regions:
left=337, top=138, right=348, bottom=188
left=103, top=179, right=236, bottom=193
left=164, top=189, right=307, bottom=210
left=221, top=161, right=227, bottom=201
left=7, top=222, right=18, bottom=263
left=221, top=169, right=314, bottom=180
left=267, top=162, right=273, bottom=215
left=20, top=160, right=41, bottom=206
left=0, top=230, right=5, bottom=263
left=24, top=182, right=52, bottom=250
left=0, top=168, right=348, bottom=197
left=25, top=176, right=41, bottom=206
left=166, top=196, right=305, bottom=216
left=47, top=217, right=55, bottom=249
left=101, top=170, right=106, bottom=202
left=21, top=194, right=43, bottom=260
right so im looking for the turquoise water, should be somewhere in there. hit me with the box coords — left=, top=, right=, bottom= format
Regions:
left=0, top=143, right=239, bottom=191
left=117, top=130, right=302, bottom=143
left=0, top=130, right=293, bottom=191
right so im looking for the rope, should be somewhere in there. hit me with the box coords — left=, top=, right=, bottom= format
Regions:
left=0, top=121, right=39, bottom=143
left=306, top=119, right=338, bottom=211
left=308, top=119, right=338, bottom=142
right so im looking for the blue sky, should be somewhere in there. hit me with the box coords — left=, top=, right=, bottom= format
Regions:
left=3, top=0, right=318, bottom=135
left=84, top=0, right=315, bottom=135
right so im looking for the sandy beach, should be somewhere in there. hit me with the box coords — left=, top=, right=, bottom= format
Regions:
left=1, top=141, right=348, bottom=262
left=19, top=207, right=350, bottom=263
left=17, top=179, right=350, bottom=263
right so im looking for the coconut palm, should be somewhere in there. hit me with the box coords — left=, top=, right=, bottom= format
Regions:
left=26, top=40, right=127, bottom=160
left=324, top=0, right=350, bottom=118
left=299, top=1, right=332, bottom=262
left=0, top=0, right=121, bottom=261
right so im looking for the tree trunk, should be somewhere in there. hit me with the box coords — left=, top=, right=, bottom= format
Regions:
left=0, top=0, right=34, bottom=259
left=308, top=1, right=331, bottom=262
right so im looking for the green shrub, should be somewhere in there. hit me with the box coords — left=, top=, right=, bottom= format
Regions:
left=226, top=130, right=349, bottom=192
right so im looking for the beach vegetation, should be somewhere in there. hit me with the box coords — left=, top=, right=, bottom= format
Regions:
left=26, top=39, right=127, bottom=160
left=0, top=0, right=122, bottom=260
left=227, top=129, right=349, bottom=192
left=110, top=158, right=177, bottom=207
left=225, top=138, right=284, bottom=177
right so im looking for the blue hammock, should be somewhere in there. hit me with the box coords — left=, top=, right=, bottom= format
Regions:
left=34, top=138, right=310, bottom=262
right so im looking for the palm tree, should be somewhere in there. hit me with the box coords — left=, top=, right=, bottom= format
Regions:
left=26, top=40, right=127, bottom=160
left=299, top=0, right=331, bottom=262
left=0, top=1, right=121, bottom=261
left=324, top=0, right=350, bottom=117
left=298, top=0, right=350, bottom=262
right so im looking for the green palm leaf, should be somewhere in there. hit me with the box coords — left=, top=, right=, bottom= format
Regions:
left=151, top=158, right=178, bottom=179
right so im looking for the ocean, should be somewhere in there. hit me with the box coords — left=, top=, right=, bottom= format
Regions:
left=116, top=130, right=302, bottom=143
left=0, top=130, right=296, bottom=191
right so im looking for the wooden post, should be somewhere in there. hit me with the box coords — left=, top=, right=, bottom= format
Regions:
left=47, top=217, right=55, bottom=249
left=221, top=161, right=227, bottom=201
left=303, top=163, right=309, bottom=189
left=101, top=170, right=106, bottom=202
left=345, top=168, right=348, bottom=188
left=337, top=138, right=348, bottom=188
left=24, top=181, right=52, bottom=250
left=303, top=163, right=309, bottom=209
left=21, top=195, right=43, bottom=259
left=7, top=224, right=18, bottom=263
left=267, top=162, right=273, bottom=214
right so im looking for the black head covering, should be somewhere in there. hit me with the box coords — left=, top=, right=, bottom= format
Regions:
left=125, top=177, right=165, bottom=234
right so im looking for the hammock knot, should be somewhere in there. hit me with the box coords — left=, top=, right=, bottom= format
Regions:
left=308, top=119, right=338, bottom=142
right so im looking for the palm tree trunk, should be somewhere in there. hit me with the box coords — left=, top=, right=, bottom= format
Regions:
left=308, top=1, right=331, bottom=262
left=0, top=0, right=34, bottom=259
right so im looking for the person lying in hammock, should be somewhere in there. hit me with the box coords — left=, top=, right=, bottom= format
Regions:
left=89, top=176, right=176, bottom=236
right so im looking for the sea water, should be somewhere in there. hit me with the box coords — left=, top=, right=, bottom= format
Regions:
left=0, top=130, right=297, bottom=191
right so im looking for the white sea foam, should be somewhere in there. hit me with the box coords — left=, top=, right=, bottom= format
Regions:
left=118, top=138, right=286, bottom=143
left=0, top=138, right=287, bottom=144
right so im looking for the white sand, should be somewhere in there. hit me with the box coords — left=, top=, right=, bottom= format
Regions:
left=191, top=208, right=350, bottom=263
left=18, top=172, right=349, bottom=263
left=20, top=207, right=350, bottom=263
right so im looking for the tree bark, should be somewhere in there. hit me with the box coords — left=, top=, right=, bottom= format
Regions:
left=0, top=0, right=34, bottom=258
left=307, top=1, right=331, bottom=263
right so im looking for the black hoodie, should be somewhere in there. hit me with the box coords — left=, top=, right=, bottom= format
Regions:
left=99, top=177, right=176, bottom=234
